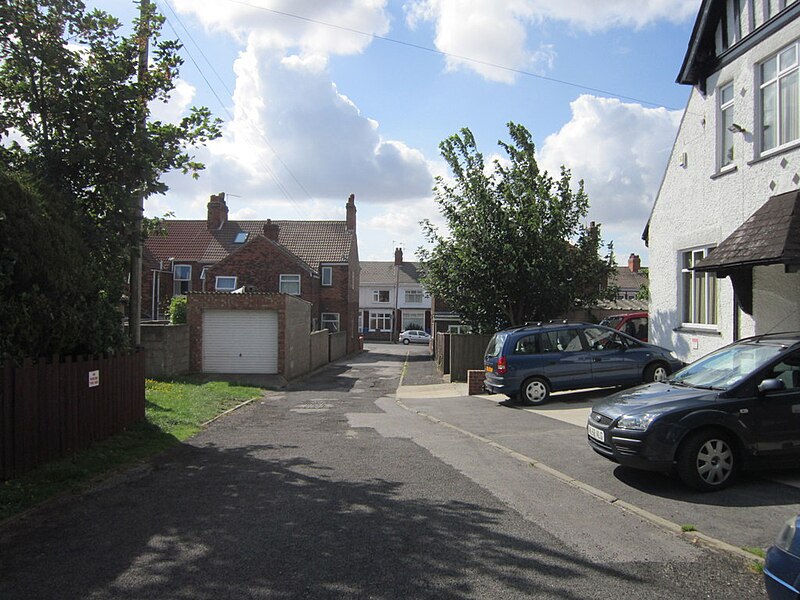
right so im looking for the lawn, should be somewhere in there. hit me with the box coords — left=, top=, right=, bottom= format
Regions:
left=0, top=377, right=264, bottom=521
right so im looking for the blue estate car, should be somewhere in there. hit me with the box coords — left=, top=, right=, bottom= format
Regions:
left=765, top=514, right=800, bottom=599
left=483, top=321, right=683, bottom=405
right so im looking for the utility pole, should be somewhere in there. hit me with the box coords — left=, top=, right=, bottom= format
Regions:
left=129, top=0, right=150, bottom=347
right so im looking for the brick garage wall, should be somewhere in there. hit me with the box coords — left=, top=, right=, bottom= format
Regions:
left=140, top=323, right=189, bottom=378
left=187, top=292, right=289, bottom=374
left=283, top=294, right=311, bottom=379
left=310, top=329, right=329, bottom=371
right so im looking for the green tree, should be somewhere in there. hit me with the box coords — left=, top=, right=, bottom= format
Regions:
left=419, top=123, right=616, bottom=332
left=0, top=0, right=221, bottom=356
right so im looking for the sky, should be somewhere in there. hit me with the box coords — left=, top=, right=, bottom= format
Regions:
left=102, top=0, right=700, bottom=264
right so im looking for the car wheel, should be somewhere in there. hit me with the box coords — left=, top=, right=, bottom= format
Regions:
left=402, top=339, right=410, bottom=345
left=676, top=429, right=739, bottom=492
left=521, top=377, right=550, bottom=406
left=644, top=362, right=669, bottom=383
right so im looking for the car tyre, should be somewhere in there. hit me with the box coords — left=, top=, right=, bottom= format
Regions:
left=644, top=362, right=669, bottom=383
left=521, top=377, right=550, bottom=406
left=402, top=339, right=410, bottom=345
left=676, top=429, right=739, bottom=492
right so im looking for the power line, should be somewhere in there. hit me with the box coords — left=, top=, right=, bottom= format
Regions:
left=156, top=0, right=314, bottom=217
left=221, top=0, right=684, bottom=111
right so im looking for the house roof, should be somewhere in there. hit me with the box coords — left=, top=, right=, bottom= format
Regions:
left=614, top=266, right=648, bottom=291
left=145, top=219, right=355, bottom=266
left=694, top=189, right=800, bottom=274
left=360, top=261, right=423, bottom=285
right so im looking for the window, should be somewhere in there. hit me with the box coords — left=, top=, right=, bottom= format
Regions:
left=321, top=266, right=333, bottom=286
left=541, top=329, right=583, bottom=353
left=173, top=264, right=191, bottom=296
left=373, top=290, right=390, bottom=303
left=402, top=310, right=425, bottom=331
left=404, top=289, right=424, bottom=303
left=761, top=43, right=799, bottom=153
left=321, top=313, right=340, bottom=332
left=233, top=231, right=248, bottom=244
left=719, top=83, right=735, bottom=168
left=280, top=274, right=301, bottom=295
left=681, top=248, right=718, bottom=326
left=583, top=328, right=627, bottom=351
left=215, top=276, right=237, bottom=292
left=514, top=334, right=541, bottom=355
left=369, top=312, right=392, bottom=331
left=448, top=325, right=473, bottom=334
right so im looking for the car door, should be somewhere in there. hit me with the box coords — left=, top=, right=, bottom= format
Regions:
left=538, top=328, right=593, bottom=391
left=582, top=327, right=640, bottom=386
left=753, top=350, right=800, bottom=458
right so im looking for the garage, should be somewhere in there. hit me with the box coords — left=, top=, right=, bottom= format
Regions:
left=202, top=309, right=278, bottom=374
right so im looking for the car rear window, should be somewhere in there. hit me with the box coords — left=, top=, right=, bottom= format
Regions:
left=485, top=333, right=508, bottom=358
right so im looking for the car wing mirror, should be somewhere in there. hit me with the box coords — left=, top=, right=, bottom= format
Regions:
left=758, top=378, right=785, bottom=394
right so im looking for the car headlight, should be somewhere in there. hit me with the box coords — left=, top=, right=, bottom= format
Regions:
left=775, top=516, right=798, bottom=554
left=616, top=413, right=657, bottom=431
left=669, top=351, right=679, bottom=360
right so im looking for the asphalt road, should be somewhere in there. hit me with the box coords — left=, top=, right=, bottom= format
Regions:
left=0, top=343, right=773, bottom=599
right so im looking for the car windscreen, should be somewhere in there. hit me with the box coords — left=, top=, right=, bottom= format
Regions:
left=485, top=333, right=507, bottom=358
left=599, top=316, right=623, bottom=329
left=670, top=342, right=785, bottom=390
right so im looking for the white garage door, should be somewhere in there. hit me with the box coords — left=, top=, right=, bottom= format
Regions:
left=202, top=310, right=279, bottom=374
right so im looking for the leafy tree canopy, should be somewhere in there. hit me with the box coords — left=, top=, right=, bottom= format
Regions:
left=0, top=0, right=221, bottom=357
left=419, top=122, right=616, bottom=332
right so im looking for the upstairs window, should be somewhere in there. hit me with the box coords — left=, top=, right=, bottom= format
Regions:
left=321, top=313, right=340, bottom=332
left=719, top=83, right=735, bottom=168
left=761, top=42, right=799, bottom=153
left=280, top=274, right=301, bottom=295
left=321, top=266, right=333, bottom=286
left=373, top=290, right=390, bottom=303
left=404, top=290, right=423, bottom=303
left=173, top=264, right=191, bottom=296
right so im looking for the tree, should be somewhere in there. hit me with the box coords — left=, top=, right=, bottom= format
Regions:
left=418, top=123, right=616, bottom=332
left=0, top=0, right=221, bottom=356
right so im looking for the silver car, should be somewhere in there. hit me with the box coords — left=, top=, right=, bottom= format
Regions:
left=399, top=330, right=431, bottom=345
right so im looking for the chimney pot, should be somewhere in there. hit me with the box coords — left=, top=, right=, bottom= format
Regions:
left=346, top=193, right=356, bottom=231
left=207, top=192, right=228, bottom=230
left=628, top=253, right=641, bottom=273
left=394, top=247, right=403, bottom=266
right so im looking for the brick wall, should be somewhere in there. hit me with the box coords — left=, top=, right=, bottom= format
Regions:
left=467, top=370, right=486, bottom=395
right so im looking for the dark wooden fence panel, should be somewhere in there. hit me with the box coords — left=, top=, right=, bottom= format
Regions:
left=0, top=350, right=145, bottom=480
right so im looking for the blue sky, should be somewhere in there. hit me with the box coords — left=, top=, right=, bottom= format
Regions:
left=104, top=0, right=700, bottom=263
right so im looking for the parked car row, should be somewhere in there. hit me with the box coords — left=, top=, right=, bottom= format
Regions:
left=482, top=323, right=800, bottom=495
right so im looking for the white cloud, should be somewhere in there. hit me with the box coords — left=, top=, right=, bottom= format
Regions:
left=149, top=79, right=196, bottom=123
left=538, top=94, right=682, bottom=260
left=404, top=0, right=696, bottom=82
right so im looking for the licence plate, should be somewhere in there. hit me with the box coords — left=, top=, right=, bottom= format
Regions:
left=485, top=366, right=493, bottom=372
left=587, top=424, right=605, bottom=443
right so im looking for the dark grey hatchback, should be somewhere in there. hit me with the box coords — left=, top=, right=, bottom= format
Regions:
left=483, top=321, right=683, bottom=405
left=588, top=332, right=800, bottom=491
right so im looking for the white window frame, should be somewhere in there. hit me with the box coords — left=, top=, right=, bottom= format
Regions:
left=681, top=247, right=718, bottom=327
left=719, top=82, right=735, bottom=169
left=759, top=41, right=800, bottom=154
left=280, top=274, right=301, bottom=295
left=369, top=312, right=392, bottom=332
left=321, top=266, right=333, bottom=286
left=404, top=289, right=424, bottom=303
left=215, top=276, right=237, bottom=292
left=372, top=290, right=390, bottom=303
left=321, top=312, right=340, bottom=332
left=173, top=264, right=191, bottom=296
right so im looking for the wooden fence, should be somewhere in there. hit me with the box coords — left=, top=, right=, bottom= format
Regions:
left=0, top=350, right=146, bottom=480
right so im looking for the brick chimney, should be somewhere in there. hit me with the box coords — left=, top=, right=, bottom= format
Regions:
left=207, top=192, right=228, bottom=230
left=263, top=219, right=280, bottom=241
left=346, top=193, right=356, bottom=231
left=394, top=247, right=403, bottom=266
left=628, top=253, right=641, bottom=273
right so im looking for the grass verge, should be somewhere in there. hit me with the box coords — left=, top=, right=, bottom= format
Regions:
left=0, top=377, right=264, bottom=522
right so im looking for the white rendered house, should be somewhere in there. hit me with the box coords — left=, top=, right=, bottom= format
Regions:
left=647, top=0, right=800, bottom=363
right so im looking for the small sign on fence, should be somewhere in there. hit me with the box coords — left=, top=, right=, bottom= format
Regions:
left=88, top=370, right=100, bottom=388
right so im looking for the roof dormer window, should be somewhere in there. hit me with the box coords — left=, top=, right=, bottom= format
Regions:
left=234, top=231, right=248, bottom=244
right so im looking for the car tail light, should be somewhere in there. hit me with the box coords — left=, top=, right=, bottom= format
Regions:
left=497, top=356, right=507, bottom=375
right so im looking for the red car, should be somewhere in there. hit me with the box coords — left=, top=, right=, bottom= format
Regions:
left=599, top=312, right=648, bottom=342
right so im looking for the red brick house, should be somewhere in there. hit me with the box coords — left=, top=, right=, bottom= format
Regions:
left=143, top=192, right=361, bottom=353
